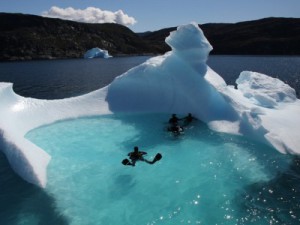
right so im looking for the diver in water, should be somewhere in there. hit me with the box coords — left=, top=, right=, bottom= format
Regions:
left=183, top=113, right=197, bottom=126
left=167, top=124, right=184, bottom=135
left=168, top=114, right=180, bottom=125
left=168, top=114, right=184, bottom=135
left=122, top=146, right=162, bottom=166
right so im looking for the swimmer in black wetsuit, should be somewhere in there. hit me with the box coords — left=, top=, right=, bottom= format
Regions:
left=122, top=146, right=162, bottom=166
left=183, top=113, right=197, bottom=126
left=168, top=114, right=184, bottom=135
left=168, top=114, right=180, bottom=125
left=128, top=146, right=150, bottom=166
left=167, top=124, right=184, bottom=135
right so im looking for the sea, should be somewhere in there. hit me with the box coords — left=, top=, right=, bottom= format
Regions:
left=0, top=55, right=300, bottom=225
left=0, top=55, right=299, bottom=99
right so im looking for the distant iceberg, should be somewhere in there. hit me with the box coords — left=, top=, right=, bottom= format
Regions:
left=84, top=47, right=112, bottom=59
left=0, top=22, right=300, bottom=188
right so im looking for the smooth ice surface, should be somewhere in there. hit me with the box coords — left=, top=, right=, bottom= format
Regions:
left=84, top=47, right=112, bottom=59
left=0, top=22, right=300, bottom=187
left=24, top=114, right=296, bottom=225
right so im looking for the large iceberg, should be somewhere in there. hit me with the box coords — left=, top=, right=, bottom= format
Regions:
left=0, top=22, right=300, bottom=187
left=84, top=47, right=112, bottom=59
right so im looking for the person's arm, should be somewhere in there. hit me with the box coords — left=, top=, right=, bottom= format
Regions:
left=140, top=151, right=147, bottom=155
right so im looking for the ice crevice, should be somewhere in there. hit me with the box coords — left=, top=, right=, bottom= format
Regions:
left=0, top=22, right=300, bottom=187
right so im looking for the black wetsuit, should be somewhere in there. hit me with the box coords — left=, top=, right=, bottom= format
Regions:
left=169, top=116, right=179, bottom=125
left=128, top=151, right=150, bottom=166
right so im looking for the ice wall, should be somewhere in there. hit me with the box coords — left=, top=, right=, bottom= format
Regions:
left=1, top=22, right=300, bottom=187
left=106, top=23, right=239, bottom=122
left=106, top=22, right=300, bottom=154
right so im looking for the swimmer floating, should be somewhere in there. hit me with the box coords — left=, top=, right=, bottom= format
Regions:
left=122, top=146, right=162, bottom=166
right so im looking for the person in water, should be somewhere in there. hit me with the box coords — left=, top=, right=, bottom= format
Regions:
left=168, top=114, right=184, bottom=135
left=168, top=114, right=180, bottom=125
left=122, top=146, right=162, bottom=166
left=183, top=113, right=197, bottom=125
left=167, top=124, right=184, bottom=135
left=128, top=146, right=151, bottom=166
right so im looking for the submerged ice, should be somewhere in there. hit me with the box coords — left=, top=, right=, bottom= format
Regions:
left=0, top=22, right=300, bottom=187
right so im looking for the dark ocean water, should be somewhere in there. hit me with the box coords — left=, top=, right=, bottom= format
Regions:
left=0, top=55, right=299, bottom=99
left=208, top=56, right=300, bottom=97
left=0, top=55, right=300, bottom=224
left=0, top=56, right=150, bottom=99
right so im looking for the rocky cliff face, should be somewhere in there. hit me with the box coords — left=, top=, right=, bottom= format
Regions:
left=141, top=17, right=300, bottom=55
left=0, top=13, right=299, bottom=61
left=0, top=13, right=156, bottom=61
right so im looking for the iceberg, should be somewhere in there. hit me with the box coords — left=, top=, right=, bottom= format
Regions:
left=0, top=22, right=300, bottom=187
left=84, top=47, right=112, bottom=59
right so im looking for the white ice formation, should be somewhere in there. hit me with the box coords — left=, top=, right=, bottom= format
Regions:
left=84, top=47, right=112, bottom=59
left=0, top=22, right=299, bottom=188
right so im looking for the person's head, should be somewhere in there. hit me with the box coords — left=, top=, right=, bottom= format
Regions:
left=134, top=146, right=139, bottom=153
left=188, top=113, right=192, bottom=117
left=172, top=114, right=176, bottom=118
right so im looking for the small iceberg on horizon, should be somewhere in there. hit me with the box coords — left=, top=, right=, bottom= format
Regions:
left=83, top=47, right=112, bottom=59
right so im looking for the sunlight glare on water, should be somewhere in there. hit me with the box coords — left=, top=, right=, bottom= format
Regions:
left=25, top=113, right=298, bottom=225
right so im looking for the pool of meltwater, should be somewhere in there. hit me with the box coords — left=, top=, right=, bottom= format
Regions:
left=24, top=113, right=300, bottom=225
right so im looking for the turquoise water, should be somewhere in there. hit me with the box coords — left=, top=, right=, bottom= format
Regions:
left=23, top=114, right=299, bottom=225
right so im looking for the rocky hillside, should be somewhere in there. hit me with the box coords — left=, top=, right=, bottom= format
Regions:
left=0, top=13, right=299, bottom=61
left=142, top=17, right=300, bottom=55
left=0, top=13, right=155, bottom=61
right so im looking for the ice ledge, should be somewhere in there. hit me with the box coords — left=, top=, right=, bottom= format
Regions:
left=0, top=83, right=111, bottom=187
left=0, top=130, right=51, bottom=187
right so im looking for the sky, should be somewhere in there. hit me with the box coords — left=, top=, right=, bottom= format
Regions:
left=0, top=0, right=299, bottom=32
